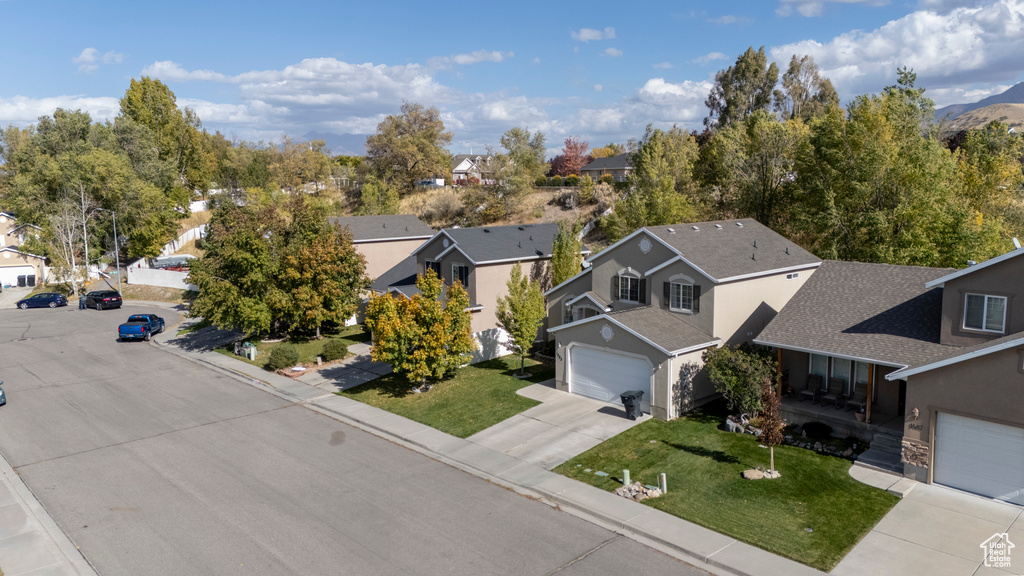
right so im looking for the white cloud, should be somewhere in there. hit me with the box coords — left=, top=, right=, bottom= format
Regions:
left=142, top=61, right=230, bottom=82
left=574, top=78, right=712, bottom=135
left=776, top=0, right=890, bottom=17
left=73, top=48, right=124, bottom=73
left=771, top=0, right=1024, bottom=104
left=694, top=52, right=728, bottom=65
left=654, top=62, right=673, bottom=69
left=571, top=27, right=616, bottom=41
left=594, top=84, right=604, bottom=92
left=0, top=95, right=121, bottom=125
left=428, top=50, right=513, bottom=69
left=711, top=15, right=738, bottom=24
left=604, top=47, right=623, bottom=57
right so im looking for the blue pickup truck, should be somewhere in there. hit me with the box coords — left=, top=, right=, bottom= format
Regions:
left=118, top=314, right=165, bottom=342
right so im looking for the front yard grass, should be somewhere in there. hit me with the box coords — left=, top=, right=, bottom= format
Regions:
left=553, top=401, right=898, bottom=571
left=340, top=356, right=554, bottom=438
left=214, top=324, right=371, bottom=367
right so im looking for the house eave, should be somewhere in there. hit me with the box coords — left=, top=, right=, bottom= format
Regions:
left=752, top=338, right=907, bottom=369
left=886, top=335, right=1024, bottom=380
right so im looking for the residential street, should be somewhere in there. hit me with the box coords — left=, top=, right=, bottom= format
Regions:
left=0, top=305, right=706, bottom=576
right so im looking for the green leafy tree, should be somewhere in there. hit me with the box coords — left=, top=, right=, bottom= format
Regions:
left=366, top=102, right=452, bottom=191
left=701, top=344, right=776, bottom=415
left=736, top=111, right=809, bottom=228
left=468, top=127, right=548, bottom=222
left=551, top=219, right=583, bottom=286
left=704, top=47, right=779, bottom=130
left=365, top=273, right=476, bottom=387
left=496, top=263, right=546, bottom=375
left=774, top=54, right=839, bottom=122
left=357, top=175, right=400, bottom=215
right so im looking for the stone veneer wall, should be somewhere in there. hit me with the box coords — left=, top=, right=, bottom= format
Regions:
left=901, top=439, right=929, bottom=469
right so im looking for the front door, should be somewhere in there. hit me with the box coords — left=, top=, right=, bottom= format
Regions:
left=897, top=380, right=907, bottom=415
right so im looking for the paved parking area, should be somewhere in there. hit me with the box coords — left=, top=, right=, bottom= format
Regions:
left=833, top=482, right=1024, bottom=576
left=467, top=382, right=649, bottom=470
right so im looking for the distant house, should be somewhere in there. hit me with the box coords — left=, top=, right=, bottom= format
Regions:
left=374, top=222, right=587, bottom=361
left=328, top=215, right=435, bottom=281
left=0, top=211, right=45, bottom=287
left=451, top=154, right=494, bottom=185
left=580, top=154, right=632, bottom=183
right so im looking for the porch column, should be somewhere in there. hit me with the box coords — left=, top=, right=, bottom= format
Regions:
left=865, top=363, right=874, bottom=424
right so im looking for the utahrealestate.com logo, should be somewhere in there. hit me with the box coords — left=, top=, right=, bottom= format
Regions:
left=981, top=533, right=1014, bottom=569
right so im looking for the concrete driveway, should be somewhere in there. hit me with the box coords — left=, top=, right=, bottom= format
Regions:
left=0, top=286, right=32, bottom=308
left=467, top=382, right=648, bottom=470
left=834, top=482, right=1024, bottom=576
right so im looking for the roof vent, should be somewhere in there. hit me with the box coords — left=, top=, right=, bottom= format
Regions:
left=714, top=224, right=722, bottom=229
left=518, top=226, right=525, bottom=231
left=382, top=222, right=386, bottom=228
left=753, top=240, right=757, bottom=249
left=785, top=246, right=790, bottom=255
left=692, top=226, right=700, bottom=231
left=484, top=228, right=490, bottom=233
left=667, top=228, right=675, bottom=234
left=518, top=241, right=522, bottom=248
left=736, top=222, right=744, bottom=227
left=529, top=236, right=533, bottom=241
left=752, top=253, right=756, bottom=261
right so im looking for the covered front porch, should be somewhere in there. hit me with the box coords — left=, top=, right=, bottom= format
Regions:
left=779, top=393, right=904, bottom=442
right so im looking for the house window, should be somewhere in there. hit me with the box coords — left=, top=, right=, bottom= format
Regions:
left=452, top=264, right=470, bottom=287
left=670, top=283, right=693, bottom=312
left=425, top=260, right=441, bottom=278
left=809, top=353, right=828, bottom=387
left=563, top=295, right=575, bottom=324
left=786, top=272, right=799, bottom=280
left=853, top=361, right=870, bottom=396
left=832, top=358, right=851, bottom=394
left=964, top=293, right=1007, bottom=333
left=619, top=276, right=641, bottom=302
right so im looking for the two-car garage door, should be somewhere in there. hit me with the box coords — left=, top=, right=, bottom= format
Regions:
left=934, top=413, right=1024, bottom=505
left=0, top=265, right=36, bottom=288
left=568, top=346, right=651, bottom=414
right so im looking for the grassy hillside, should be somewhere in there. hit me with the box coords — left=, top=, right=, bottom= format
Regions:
left=946, top=103, right=1024, bottom=132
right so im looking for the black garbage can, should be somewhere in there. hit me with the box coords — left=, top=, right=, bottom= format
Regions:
left=620, top=390, right=645, bottom=420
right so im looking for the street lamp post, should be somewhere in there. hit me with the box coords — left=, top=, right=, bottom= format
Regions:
left=98, top=208, right=121, bottom=295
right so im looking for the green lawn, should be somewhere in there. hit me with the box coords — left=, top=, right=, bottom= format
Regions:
left=553, top=402, right=898, bottom=571
left=214, top=324, right=371, bottom=368
left=340, top=356, right=554, bottom=438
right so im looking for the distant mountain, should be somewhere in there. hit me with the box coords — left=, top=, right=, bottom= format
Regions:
left=946, top=103, right=1024, bottom=132
left=935, top=82, right=1024, bottom=121
left=302, top=131, right=368, bottom=156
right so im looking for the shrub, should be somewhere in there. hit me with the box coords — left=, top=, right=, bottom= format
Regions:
left=565, top=175, right=580, bottom=187
left=321, top=339, right=348, bottom=361
left=578, top=175, right=595, bottom=204
left=267, top=344, right=300, bottom=370
left=551, top=175, right=563, bottom=186
left=599, top=174, right=614, bottom=185
left=535, top=176, right=548, bottom=187
left=802, top=421, right=833, bottom=441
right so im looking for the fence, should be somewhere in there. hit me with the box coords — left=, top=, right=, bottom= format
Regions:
left=160, top=224, right=207, bottom=257
left=127, top=265, right=196, bottom=291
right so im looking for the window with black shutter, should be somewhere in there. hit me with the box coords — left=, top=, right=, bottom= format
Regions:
left=693, top=285, right=701, bottom=313
left=426, top=260, right=441, bottom=278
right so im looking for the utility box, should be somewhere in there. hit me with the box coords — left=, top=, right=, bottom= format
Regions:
left=620, top=390, right=645, bottom=421
left=246, top=345, right=257, bottom=361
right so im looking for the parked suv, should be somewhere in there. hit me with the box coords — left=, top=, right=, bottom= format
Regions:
left=85, top=290, right=123, bottom=310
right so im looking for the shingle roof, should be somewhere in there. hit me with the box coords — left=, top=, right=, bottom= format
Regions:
left=755, top=260, right=960, bottom=367
left=642, top=219, right=821, bottom=282
left=581, top=154, right=632, bottom=171
left=329, top=215, right=434, bottom=242
left=436, top=223, right=562, bottom=264
left=606, top=306, right=718, bottom=355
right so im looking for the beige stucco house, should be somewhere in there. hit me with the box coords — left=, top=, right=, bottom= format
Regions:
left=546, top=219, right=821, bottom=421
left=0, top=211, right=45, bottom=288
left=756, top=246, right=1024, bottom=505
left=329, top=215, right=434, bottom=282
left=373, top=222, right=578, bottom=361
left=580, top=154, right=632, bottom=183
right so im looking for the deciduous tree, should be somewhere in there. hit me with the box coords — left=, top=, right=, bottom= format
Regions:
left=551, top=219, right=583, bottom=286
left=366, top=102, right=452, bottom=191
left=496, top=263, right=546, bottom=375
left=702, top=344, right=776, bottom=416
left=774, top=54, right=839, bottom=122
left=704, top=47, right=779, bottom=130
left=358, top=175, right=400, bottom=216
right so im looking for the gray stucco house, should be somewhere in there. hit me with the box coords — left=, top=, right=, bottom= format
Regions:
left=756, top=245, right=1024, bottom=505
left=546, top=218, right=821, bottom=420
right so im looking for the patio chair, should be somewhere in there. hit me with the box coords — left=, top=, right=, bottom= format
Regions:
left=845, top=389, right=867, bottom=413
left=798, top=374, right=823, bottom=403
left=820, top=377, right=846, bottom=409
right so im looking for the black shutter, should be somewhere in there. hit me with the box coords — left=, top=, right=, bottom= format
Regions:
left=612, top=275, right=619, bottom=300
left=693, top=285, right=701, bottom=313
left=639, top=279, right=647, bottom=305
left=663, top=282, right=670, bottom=309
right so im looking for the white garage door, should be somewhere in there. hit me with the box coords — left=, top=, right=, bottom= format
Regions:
left=569, top=346, right=651, bottom=413
left=934, top=413, right=1024, bottom=505
left=0, top=266, right=36, bottom=288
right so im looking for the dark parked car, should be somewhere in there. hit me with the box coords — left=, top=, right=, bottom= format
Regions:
left=16, top=292, right=68, bottom=309
left=85, top=290, right=123, bottom=310
left=0, top=382, right=6, bottom=406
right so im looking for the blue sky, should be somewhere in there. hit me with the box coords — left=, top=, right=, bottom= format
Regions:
left=2, top=0, right=1023, bottom=155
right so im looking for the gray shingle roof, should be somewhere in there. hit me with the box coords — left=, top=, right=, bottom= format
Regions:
left=606, top=306, right=718, bottom=354
left=642, top=219, right=820, bottom=281
left=755, top=260, right=960, bottom=367
left=581, top=154, right=632, bottom=171
left=329, top=215, right=434, bottom=242
left=441, top=223, right=562, bottom=263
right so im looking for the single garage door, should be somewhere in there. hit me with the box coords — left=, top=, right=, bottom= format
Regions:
left=569, top=346, right=651, bottom=413
left=934, top=413, right=1024, bottom=505
left=0, top=265, right=35, bottom=288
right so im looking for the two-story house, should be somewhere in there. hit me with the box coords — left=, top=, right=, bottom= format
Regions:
left=0, top=211, right=45, bottom=288
left=546, top=219, right=821, bottom=420
left=373, top=222, right=579, bottom=361
left=580, top=154, right=632, bottom=183
left=756, top=246, right=1024, bottom=505
left=329, top=215, right=434, bottom=281
left=451, top=154, right=494, bottom=186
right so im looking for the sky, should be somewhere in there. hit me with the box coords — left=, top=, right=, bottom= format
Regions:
left=2, top=0, right=1024, bottom=156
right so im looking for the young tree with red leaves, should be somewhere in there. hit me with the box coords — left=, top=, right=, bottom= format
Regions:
left=559, top=136, right=591, bottom=176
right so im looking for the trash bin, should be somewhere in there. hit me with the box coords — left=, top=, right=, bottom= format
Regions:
left=246, top=345, right=258, bottom=361
left=620, top=390, right=645, bottom=421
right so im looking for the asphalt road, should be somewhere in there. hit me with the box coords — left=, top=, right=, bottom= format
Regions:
left=0, top=305, right=707, bottom=576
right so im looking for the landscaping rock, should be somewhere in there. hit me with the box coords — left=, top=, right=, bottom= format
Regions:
left=813, top=441, right=823, bottom=452
left=842, top=448, right=853, bottom=457
left=615, top=481, right=662, bottom=501
left=742, top=469, right=764, bottom=480
left=725, top=416, right=745, bottom=434
left=763, top=469, right=781, bottom=479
